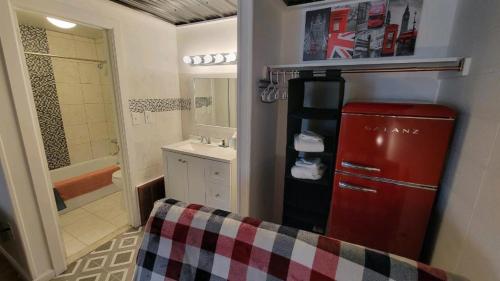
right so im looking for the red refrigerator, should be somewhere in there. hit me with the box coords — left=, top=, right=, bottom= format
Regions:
left=327, top=102, right=456, bottom=260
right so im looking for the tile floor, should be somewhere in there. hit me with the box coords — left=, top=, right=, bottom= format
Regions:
left=59, top=191, right=129, bottom=262
left=52, top=227, right=143, bottom=281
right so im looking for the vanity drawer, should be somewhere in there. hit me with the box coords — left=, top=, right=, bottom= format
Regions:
left=206, top=181, right=230, bottom=211
left=205, top=161, right=229, bottom=184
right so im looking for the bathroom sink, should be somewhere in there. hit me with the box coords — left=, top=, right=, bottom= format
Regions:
left=176, top=142, right=219, bottom=152
left=162, top=140, right=236, bottom=163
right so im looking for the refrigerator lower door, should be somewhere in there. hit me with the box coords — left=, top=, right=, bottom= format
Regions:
left=327, top=172, right=436, bottom=260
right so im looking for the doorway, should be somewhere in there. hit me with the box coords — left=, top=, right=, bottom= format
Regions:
left=15, top=10, right=130, bottom=263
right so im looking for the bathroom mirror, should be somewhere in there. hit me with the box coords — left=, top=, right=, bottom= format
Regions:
left=192, top=78, right=237, bottom=128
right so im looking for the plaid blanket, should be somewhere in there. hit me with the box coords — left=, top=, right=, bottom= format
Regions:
left=135, top=199, right=466, bottom=281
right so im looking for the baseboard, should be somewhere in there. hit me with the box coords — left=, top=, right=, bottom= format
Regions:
left=0, top=246, right=31, bottom=281
left=32, top=269, right=55, bottom=281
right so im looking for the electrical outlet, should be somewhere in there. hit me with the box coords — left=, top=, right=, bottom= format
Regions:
left=131, top=112, right=143, bottom=125
left=144, top=110, right=154, bottom=124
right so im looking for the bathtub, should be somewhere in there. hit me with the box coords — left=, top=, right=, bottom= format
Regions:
left=51, top=156, right=121, bottom=213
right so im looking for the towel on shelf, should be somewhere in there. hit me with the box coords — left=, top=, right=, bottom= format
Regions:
left=298, top=130, right=324, bottom=142
left=295, top=157, right=322, bottom=169
left=294, top=133, right=324, bottom=152
left=291, top=163, right=326, bottom=180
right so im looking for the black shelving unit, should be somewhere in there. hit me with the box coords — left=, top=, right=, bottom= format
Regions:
left=282, top=70, right=345, bottom=234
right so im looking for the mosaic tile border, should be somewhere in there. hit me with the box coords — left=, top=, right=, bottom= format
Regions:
left=195, top=96, right=213, bottom=108
left=128, top=98, right=191, bottom=113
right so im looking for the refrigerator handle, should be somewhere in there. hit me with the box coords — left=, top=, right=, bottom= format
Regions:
left=339, top=182, right=378, bottom=193
left=341, top=161, right=381, bottom=173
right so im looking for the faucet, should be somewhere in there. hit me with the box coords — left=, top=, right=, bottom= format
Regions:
left=219, top=139, right=229, bottom=148
left=200, top=136, right=211, bottom=144
left=110, top=138, right=120, bottom=156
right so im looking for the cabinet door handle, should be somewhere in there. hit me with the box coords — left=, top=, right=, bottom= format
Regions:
left=215, top=193, right=220, bottom=198
left=339, top=182, right=377, bottom=193
left=214, top=171, right=219, bottom=175
left=341, top=161, right=381, bottom=173
left=178, top=159, right=182, bottom=162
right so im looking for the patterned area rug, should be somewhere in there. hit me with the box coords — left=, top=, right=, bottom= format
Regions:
left=52, top=227, right=143, bottom=281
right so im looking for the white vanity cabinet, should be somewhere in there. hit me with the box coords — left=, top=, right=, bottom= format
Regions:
left=162, top=143, right=237, bottom=212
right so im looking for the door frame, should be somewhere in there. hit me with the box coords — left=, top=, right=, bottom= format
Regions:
left=0, top=0, right=140, bottom=275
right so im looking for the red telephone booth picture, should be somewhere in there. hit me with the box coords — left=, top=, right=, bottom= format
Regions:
left=329, top=8, right=350, bottom=33
left=382, top=24, right=399, bottom=56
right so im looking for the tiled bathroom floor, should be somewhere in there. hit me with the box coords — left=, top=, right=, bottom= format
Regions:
left=59, top=191, right=129, bottom=262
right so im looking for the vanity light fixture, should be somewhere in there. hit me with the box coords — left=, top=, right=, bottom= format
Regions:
left=192, top=55, right=203, bottom=65
left=182, top=56, right=193, bottom=64
left=46, top=17, right=76, bottom=29
left=183, top=52, right=237, bottom=66
left=214, top=53, right=225, bottom=64
left=203, top=54, right=214, bottom=64
left=225, top=52, right=237, bottom=63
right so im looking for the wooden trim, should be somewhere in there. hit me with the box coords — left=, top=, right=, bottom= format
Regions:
left=137, top=176, right=165, bottom=225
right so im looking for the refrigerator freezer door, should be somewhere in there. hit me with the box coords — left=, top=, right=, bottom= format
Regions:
left=335, top=113, right=455, bottom=187
left=328, top=173, right=436, bottom=260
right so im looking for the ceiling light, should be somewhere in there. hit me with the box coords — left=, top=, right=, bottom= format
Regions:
left=203, top=54, right=213, bottom=64
left=192, top=56, right=202, bottom=65
left=182, top=56, right=192, bottom=64
left=214, top=53, right=225, bottom=64
left=225, top=52, right=237, bottom=63
left=46, top=17, right=76, bottom=29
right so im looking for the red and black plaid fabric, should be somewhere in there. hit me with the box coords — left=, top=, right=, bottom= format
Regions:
left=135, top=199, right=466, bottom=281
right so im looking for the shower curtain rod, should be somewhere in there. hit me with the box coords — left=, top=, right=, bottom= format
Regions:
left=24, top=51, right=107, bottom=65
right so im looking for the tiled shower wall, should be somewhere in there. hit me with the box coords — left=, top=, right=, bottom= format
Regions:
left=48, top=30, right=117, bottom=164
left=19, top=25, right=71, bottom=170
left=20, top=24, right=117, bottom=169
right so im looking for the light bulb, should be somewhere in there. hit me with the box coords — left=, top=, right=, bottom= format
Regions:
left=192, top=56, right=202, bottom=65
left=225, top=52, right=237, bottom=63
left=46, top=17, right=76, bottom=29
left=182, top=56, right=192, bottom=64
left=203, top=54, right=213, bottom=64
left=214, top=53, right=225, bottom=64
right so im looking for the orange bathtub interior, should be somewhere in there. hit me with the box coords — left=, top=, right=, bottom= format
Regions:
left=54, top=165, right=120, bottom=201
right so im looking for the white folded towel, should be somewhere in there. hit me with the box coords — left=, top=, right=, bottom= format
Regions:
left=294, top=134, right=324, bottom=152
left=295, top=157, right=322, bottom=169
left=298, top=130, right=324, bottom=142
left=291, top=164, right=326, bottom=180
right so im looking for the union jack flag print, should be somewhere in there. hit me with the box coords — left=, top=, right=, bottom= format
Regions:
left=327, top=31, right=355, bottom=59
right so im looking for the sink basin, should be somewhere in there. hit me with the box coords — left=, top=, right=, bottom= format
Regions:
left=162, top=140, right=236, bottom=163
left=176, top=142, right=219, bottom=152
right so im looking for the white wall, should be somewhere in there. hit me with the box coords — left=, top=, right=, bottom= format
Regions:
left=2, top=0, right=182, bottom=279
left=279, top=0, right=458, bottom=102
left=271, top=0, right=459, bottom=222
left=12, top=0, right=183, bottom=217
left=176, top=18, right=237, bottom=138
left=430, top=1, right=500, bottom=280
left=0, top=43, right=50, bottom=280
left=238, top=0, right=286, bottom=221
